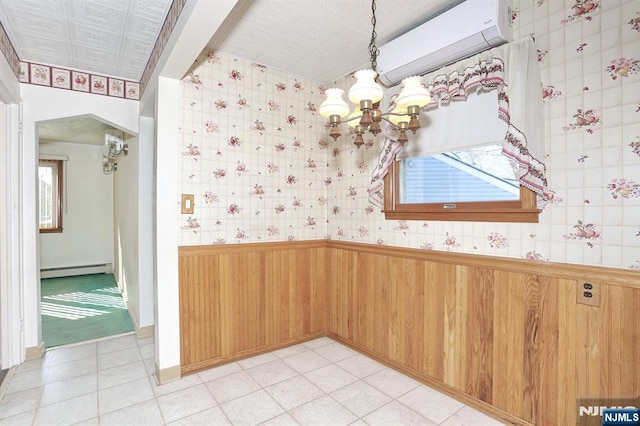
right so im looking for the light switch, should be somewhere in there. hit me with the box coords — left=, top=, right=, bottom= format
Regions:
left=181, top=194, right=194, bottom=214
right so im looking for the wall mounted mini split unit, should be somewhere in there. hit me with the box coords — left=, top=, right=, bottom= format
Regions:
left=377, top=0, right=512, bottom=86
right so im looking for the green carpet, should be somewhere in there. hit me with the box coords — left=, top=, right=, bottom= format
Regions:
left=41, top=274, right=134, bottom=348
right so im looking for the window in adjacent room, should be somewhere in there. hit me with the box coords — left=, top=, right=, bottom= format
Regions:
left=38, top=159, right=63, bottom=232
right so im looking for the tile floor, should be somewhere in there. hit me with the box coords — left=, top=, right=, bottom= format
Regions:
left=0, top=334, right=504, bottom=425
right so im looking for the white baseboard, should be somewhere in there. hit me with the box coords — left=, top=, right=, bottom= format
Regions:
left=40, top=263, right=113, bottom=278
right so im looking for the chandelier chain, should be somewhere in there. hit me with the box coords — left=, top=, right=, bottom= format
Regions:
left=368, top=0, right=379, bottom=72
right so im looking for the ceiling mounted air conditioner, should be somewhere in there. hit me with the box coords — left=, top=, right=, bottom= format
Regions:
left=377, top=0, right=512, bottom=86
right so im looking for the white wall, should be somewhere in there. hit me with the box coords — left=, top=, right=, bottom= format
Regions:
left=21, top=83, right=139, bottom=352
left=0, top=46, right=22, bottom=368
left=39, top=142, right=114, bottom=269
left=137, top=116, right=155, bottom=328
left=0, top=101, right=22, bottom=369
left=154, top=76, right=180, bottom=373
left=114, top=133, right=139, bottom=324
left=113, top=116, right=155, bottom=332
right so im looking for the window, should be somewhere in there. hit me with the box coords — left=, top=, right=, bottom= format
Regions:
left=383, top=145, right=540, bottom=223
left=369, top=38, right=547, bottom=220
left=38, top=159, right=63, bottom=232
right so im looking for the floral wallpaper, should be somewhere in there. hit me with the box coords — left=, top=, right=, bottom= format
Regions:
left=178, top=0, right=640, bottom=270
left=178, top=51, right=329, bottom=244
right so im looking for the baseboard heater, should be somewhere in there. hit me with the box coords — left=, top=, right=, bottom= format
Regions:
left=40, top=263, right=113, bottom=279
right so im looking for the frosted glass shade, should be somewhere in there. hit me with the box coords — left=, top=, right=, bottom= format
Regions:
left=388, top=107, right=409, bottom=126
left=396, top=76, right=431, bottom=109
left=346, top=111, right=362, bottom=128
left=348, top=70, right=384, bottom=105
left=319, top=88, right=350, bottom=118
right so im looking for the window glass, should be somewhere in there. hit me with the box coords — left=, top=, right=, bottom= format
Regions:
left=383, top=144, right=540, bottom=223
left=399, top=144, right=520, bottom=204
left=39, top=160, right=63, bottom=232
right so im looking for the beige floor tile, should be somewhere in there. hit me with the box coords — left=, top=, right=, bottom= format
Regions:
left=246, top=359, right=298, bottom=387
left=363, top=400, right=436, bottom=426
left=289, top=395, right=358, bottom=426
left=97, top=346, right=142, bottom=370
left=282, top=351, right=331, bottom=374
left=0, top=409, right=36, bottom=425
left=0, top=387, right=41, bottom=419
left=96, top=334, right=138, bottom=355
left=221, top=389, right=284, bottom=425
left=204, top=370, right=261, bottom=403
left=33, top=393, right=97, bottom=425
left=330, top=380, right=392, bottom=418
left=167, top=406, right=231, bottom=425
left=399, top=385, right=466, bottom=424
left=265, top=375, right=324, bottom=411
left=151, top=372, right=202, bottom=397
left=99, top=399, right=165, bottom=426
left=440, top=405, right=506, bottom=425
left=40, top=372, right=97, bottom=407
left=312, top=342, right=357, bottom=362
left=364, top=367, right=421, bottom=399
left=303, top=364, right=358, bottom=393
left=197, top=362, right=242, bottom=383
left=237, top=352, right=278, bottom=369
left=98, top=360, right=148, bottom=389
left=156, top=384, right=217, bottom=423
left=97, top=377, right=154, bottom=415
left=45, top=356, right=97, bottom=383
left=335, top=353, right=386, bottom=379
left=0, top=336, right=501, bottom=426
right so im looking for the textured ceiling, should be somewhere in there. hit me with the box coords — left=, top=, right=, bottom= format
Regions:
left=0, top=0, right=173, bottom=81
left=1, top=0, right=462, bottom=143
left=209, top=0, right=462, bottom=84
left=38, top=115, right=131, bottom=145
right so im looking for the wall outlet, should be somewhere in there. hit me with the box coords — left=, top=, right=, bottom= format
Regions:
left=577, top=282, right=600, bottom=307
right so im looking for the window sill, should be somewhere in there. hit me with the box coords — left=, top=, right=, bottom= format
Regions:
left=383, top=208, right=541, bottom=223
left=40, top=228, right=63, bottom=234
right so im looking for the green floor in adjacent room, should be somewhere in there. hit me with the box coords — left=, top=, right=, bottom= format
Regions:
left=41, top=273, right=134, bottom=348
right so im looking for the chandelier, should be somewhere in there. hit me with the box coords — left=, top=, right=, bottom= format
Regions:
left=319, top=0, right=431, bottom=148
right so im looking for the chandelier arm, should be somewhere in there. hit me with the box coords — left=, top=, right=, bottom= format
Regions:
left=381, top=112, right=410, bottom=120
left=344, top=112, right=411, bottom=125
left=379, top=116, right=400, bottom=126
left=344, top=115, right=364, bottom=124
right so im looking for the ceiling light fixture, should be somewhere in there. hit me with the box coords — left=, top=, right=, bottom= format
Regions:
left=103, top=133, right=128, bottom=159
left=102, top=131, right=127, bottom=174
left=319, top=0, right=431, bottom=148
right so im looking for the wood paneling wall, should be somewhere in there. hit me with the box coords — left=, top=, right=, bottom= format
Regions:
left=178, top=240, right=639, bottom=425
left=178, top=241, right=326, bottom=374
left=326, top=241, right=640, bottom=425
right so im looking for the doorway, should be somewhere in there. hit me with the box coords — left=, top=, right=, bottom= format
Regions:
left=37, top=115, right=135, bottom=349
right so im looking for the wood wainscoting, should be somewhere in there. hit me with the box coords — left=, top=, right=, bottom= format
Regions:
left=178, top=241, right=327, bottom=374
left=179, top=239, right=640, bottom=425
left=326, top=241, right=640, bottom=426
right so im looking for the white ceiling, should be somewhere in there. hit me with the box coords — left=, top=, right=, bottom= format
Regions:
left=0, top=0, right=461, bottom=143
left=38, top=115, right=130, bottom=145
left=209, top=0, right=462, bottom=83
left=0, top=0, right=173, bottom=81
